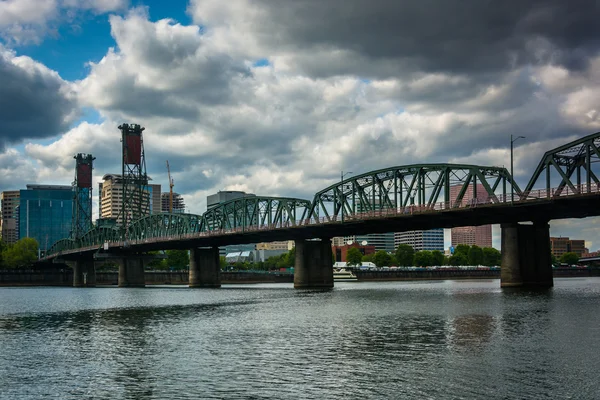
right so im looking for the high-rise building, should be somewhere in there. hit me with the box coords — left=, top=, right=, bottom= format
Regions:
left=207, top=190, right=255, bottom=209
left=99, top=174, right=161, bottom=225
left=161, top=192, right=185, bottom=213
left=18, top=185, right=73, bottom=253
left=395, top=229, right=444, bottom=251
left=1, top=190, right=20, bottom=245
left=550, top=237, right=586, bottom=257
left=450, top=184, right=492, bottom=248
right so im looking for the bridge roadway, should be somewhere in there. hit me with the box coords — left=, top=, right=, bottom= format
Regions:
left=51, top=190, right=599, bottom=253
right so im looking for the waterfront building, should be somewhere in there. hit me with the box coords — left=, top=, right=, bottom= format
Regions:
left=1, top=190, right=20, bottom=245
left=394, top=229, right=444, bottom=251
left=18, top=185, right=73, bottom=253
left=161, top=192, right=185, bottom=213
left=333, top=243, right=376, bottom=262
left=99, top=174, right=161, bottom=225
left=550, top=237, right=586, bottom=257
left=450, top=184, right=493, bottom=248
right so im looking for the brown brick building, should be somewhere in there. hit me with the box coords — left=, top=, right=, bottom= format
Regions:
left=550, top=237, right=586, bottom=257
left=333, top=243, right=376, bottom=262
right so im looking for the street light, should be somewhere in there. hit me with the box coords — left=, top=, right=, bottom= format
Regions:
left=510, top=134, right=525, bottom=203
left=341, top=171, right=353, bottom=223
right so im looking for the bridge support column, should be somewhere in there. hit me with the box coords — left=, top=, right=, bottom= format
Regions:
left=69, top=259, right=96, bottom=287
left=189, top=247, right=221, bottom=288
left=501, top=221, right=553, bottom=288
left=294, top=238, right=333, bottom=289
left=118, top=257, right=146, bottom=288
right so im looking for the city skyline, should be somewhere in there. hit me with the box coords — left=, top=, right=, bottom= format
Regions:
left=0, top=1, right=599, bottom=250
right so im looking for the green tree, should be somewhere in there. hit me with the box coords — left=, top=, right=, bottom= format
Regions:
left=166, top=249, right=189, bottom=270
left=395, top=244, right=415, bottom=266
left=346, top=247, right=363, bottom=266
left=449, top=253, right=468, bottom=266
left=4, top=238, right=39, bottom=268
left=219, top=256, right=227, bottom=269
left=0, top=239, right=6, bottom=268
left=468, top=245, right=484, bottom=265
left=560, top=252, right=579, bottom=265
left=482, top=247, right=501, bottom=266
left=146, top=251, right=166, bottom=270
left=550, top=253, right=558, bottom=266
left=431, top=250, right=445, bottom=266
left=373, top=250, right=392, bottom=268
left=454, top=244, right=471, bottom=257
left=362, top=254, right=374, bottom=263
left=414, top=250, right=433, bottom=267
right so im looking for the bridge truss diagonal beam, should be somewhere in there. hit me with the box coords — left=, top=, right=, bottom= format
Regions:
left=307, top=164, right=519, bottom=223
left=523, top=131, right=600, bottom=198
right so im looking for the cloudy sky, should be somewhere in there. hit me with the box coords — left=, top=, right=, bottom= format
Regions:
left=1, top=0, right=599, bottom=250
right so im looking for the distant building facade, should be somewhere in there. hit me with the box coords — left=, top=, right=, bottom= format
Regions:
left=333, top=243, right=376, bottom=262
left=343, top=233, right=395, bottom=252
left=550, top=237, right=586, bottom=257
left=450, top=184, right=492, bottom=248
left=18, top=185, right=73, bottom=253
left=1, top=190, right=20, bottom=245
left=207, top=191, right=255, bottom=210
left=256, top=241, right=293, bottom=251
left=161, top=192, right=185, bottom=213
left=395, top=229, right=444, bottom=251
left=99, top=174, right=161, bottom=225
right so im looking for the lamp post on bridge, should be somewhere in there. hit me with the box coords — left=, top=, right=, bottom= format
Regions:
left=341, top=171, right=353, bottom=223
left=510, top=134, right=525, bottom=204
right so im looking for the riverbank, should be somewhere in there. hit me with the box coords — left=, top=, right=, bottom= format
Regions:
left=1, top=267, right=598, bottom=286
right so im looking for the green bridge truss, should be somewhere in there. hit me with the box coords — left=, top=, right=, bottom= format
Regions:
left=46, top=133, right=600, bottom=257
left=306, top=164, right=521, bottom=223
left=523, top=131, right=600, bottom=198
left=47, top=196, right=312, bottom=255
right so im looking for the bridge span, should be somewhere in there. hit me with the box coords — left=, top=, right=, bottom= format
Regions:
left=42, top=131, right=600, bottom=290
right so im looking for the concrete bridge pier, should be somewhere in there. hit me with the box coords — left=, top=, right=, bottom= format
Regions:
left=294, top=238, right=334, bottom=289
left=69, top=258, right=96, bottom=287
left=189, top=247, right=221, bottom=288
left=117, top=257, right=146, bottom=288
left=501, top=221, right=553, bottom=288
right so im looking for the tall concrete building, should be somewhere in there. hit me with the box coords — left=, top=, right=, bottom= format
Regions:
left=99, top=174, right=161, bottom=225
left=395, top=229, right=444, bottom=251
left=161, top=192, right=185, bottom=213
left=1, top=190, right=20, bottom=245
left=450, top=184, right=492, bottom=248
left=19, top=185, right=73, bottom=253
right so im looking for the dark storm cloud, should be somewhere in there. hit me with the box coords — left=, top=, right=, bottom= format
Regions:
left=0, top=49, right=76, bottom=150
left=254, top=0, right=600, bottom=77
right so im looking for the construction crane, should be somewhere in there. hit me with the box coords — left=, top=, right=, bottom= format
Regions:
left=166, top=160, right=174, bottom=213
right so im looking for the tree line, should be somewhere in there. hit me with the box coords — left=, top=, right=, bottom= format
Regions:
left=0, top=238, right=39, bottom=269
left=345, top=244, right=503, bottom=268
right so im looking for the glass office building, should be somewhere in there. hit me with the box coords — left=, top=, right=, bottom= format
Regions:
left=19, top=185, right=73, bottom=253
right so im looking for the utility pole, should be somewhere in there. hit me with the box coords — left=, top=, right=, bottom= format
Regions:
left=510, top=135, right=525, bottom=203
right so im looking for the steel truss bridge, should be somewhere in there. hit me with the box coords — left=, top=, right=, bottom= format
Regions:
left=45, top=132, right=600, bottom=258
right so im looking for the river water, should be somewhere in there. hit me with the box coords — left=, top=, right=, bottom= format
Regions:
left=1, top=278, right=599, bottom=399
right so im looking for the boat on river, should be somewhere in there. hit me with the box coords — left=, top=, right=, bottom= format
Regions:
left=333, top=268, right=357, bottom=281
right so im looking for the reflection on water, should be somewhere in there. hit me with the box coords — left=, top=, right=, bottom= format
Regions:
left=1, top=279, right=600, bottom=399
